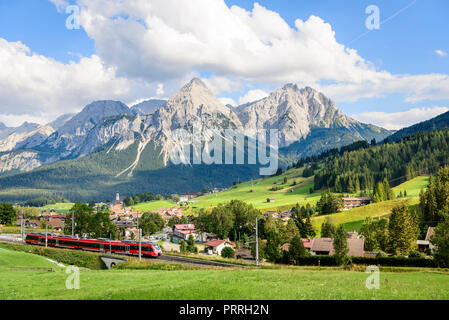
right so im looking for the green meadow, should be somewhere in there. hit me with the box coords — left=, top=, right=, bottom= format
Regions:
left=131, top=200, right=179, bottom=212
left=188, top=168, right=321, bottom=212
left=0, top=247, right=448, bottom=300
left=392, top=176, right=429, bottom=197
left=42, top=202, right=75, bottom=214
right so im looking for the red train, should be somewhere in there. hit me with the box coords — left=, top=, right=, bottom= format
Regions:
left=25, top=233, right=162, bottom=258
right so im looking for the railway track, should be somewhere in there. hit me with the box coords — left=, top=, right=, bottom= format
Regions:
left=158, top=254, right=249, bottom=268
left=0, top=235, right=249, bottom=268
left=0, top=234, right=25, bottom=244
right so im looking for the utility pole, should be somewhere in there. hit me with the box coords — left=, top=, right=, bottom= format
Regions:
left=72, top=211, right=74, bottom=237
left=20, top=209, right=24, bottom=241
left=255, top=217, right=259, bottom=267
left=137, top=212, right=141, bottom=262
left=45, top=215, right=48, bottom=248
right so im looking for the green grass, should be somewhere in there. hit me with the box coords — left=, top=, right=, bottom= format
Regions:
left=131, top=200, right=178, bottom=212
left=2, top=245, right=449, bottom=300
left=312, top=177, right=429, bottom=233
left=0, top=226, right=58, bottom=234
left=1, top=265, right=449, bottom=300
left=0, top=248, right=61, bottom=269
left=312, top=198, right=415, bottom=232
left=340, top=219, right=366, bottom=232
left=392, top=176, right=429, bottom=197
left=188, top=168, right=321, bottom=211
left=0, top=242, right=105, bottom=270
left=42, top=203, right=75, bottom=214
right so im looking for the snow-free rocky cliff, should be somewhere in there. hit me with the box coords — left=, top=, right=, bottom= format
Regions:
left=0, top=78, right=390, bottom=176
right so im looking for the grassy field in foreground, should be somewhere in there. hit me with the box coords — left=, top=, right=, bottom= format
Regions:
left=1, top=266, right=449, bottom=300
left=1, top=247, right=448, bottom=300
left=0, top=248, right=60, bottom=269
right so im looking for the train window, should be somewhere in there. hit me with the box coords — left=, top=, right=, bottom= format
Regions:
left=142, top=246, right=153, bottom=252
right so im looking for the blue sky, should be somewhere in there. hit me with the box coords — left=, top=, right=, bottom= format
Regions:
left=0, top=0, right=448, bottom=129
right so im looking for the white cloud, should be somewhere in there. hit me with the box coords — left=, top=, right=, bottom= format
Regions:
left=218, top=97, right=237, bottom=106
left=156, top=83, right=165, bottom=96
left=76, top=0, right=377, bottom=85
left=0, top=38, right=178, bottom=123
left=352, top=107, right=449, bottom=130
left=3, top=0, right=449, bottom=125
left=436, top=49, right=447, bottom=57
left=0, top=38, right=130, bottom=114
left=49, top=0, right=70, bottom=13
left=316, top=73, right=449, bottom=103
left=238, top=89, right=269, bottom=105
left=64, top=0, right=449, bottom=103
left=0, top=114, right=51, bottom=127
left=202, top=76, right=243, bottom=95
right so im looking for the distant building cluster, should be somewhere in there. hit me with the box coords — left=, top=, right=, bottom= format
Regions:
left=16, top=214, right=65, bottom=232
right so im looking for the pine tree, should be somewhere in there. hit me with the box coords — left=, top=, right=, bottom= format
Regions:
left=383, top=178, right=395, bottom=200
left=432, top=214, right=449, bottom=268
left=333, top=225, right=349, bottom=265
left=304, top=216, right=316, bottom=238
left=388, top=204, right=419, bottom=255
left=289, top=235, right=308, bottom=264
left=284, top=219, right=299, bottom=243
left=321, top=218, right=336, bottom=238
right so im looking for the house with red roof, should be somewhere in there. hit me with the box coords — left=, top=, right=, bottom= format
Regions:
left=173, top=224, right=197, bottom=240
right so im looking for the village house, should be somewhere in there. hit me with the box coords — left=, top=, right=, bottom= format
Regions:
left=205, top=239, right=236, bottom=255
left=46, top=218, right=64, bottom=232
left=236, top=248, right=254, bottom=261
left=310, top=237, right=365, bottom=257
left=342, top=197, right=373, bottom=210
left=196, top=232, right=217, bottom=243
left=281, top=239, right=313, bottom=253
left=17, top=215, right=65, bottom=232
left=173, top=224, right=197, bottom=241
left=179, top=193, right=200, bottom=202
left=263, top=211, right=279, bottom=219
left=112, top=220, right=138, bottom=240
left=417, top=227, right=436, bottom=253
left=158, top=207, right=183, bottom=220
left=279, top=211, right=292, bottom=221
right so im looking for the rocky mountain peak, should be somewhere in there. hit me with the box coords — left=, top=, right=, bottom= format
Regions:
left=131, top=99, right=167, bottom=115
left=160, top=78, right=241, bottom=129
left=282, top=83, right=300, bottom=91
left=182, top=77, right=209, bottom=91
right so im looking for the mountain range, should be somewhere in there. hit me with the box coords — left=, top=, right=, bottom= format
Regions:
left=0, top=78, right=393, bottom=201
left=387, top=109, right=449, bottom=143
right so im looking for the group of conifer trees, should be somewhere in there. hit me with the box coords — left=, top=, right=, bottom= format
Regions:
left=314, top=129, right=449, bottom=193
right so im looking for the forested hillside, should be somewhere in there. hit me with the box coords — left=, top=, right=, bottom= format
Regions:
left=388, top=110, right=449, bottom=142
left=0, top=140, right=260, bottom=202
left=314, top=129, right=449, bottom=192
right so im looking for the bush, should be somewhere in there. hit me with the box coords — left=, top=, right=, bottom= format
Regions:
left=408, top=250, right=422, bottom=258
left=221, top=247, right=235, bottom=259
left=293, top=255, right=437, bottom=268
